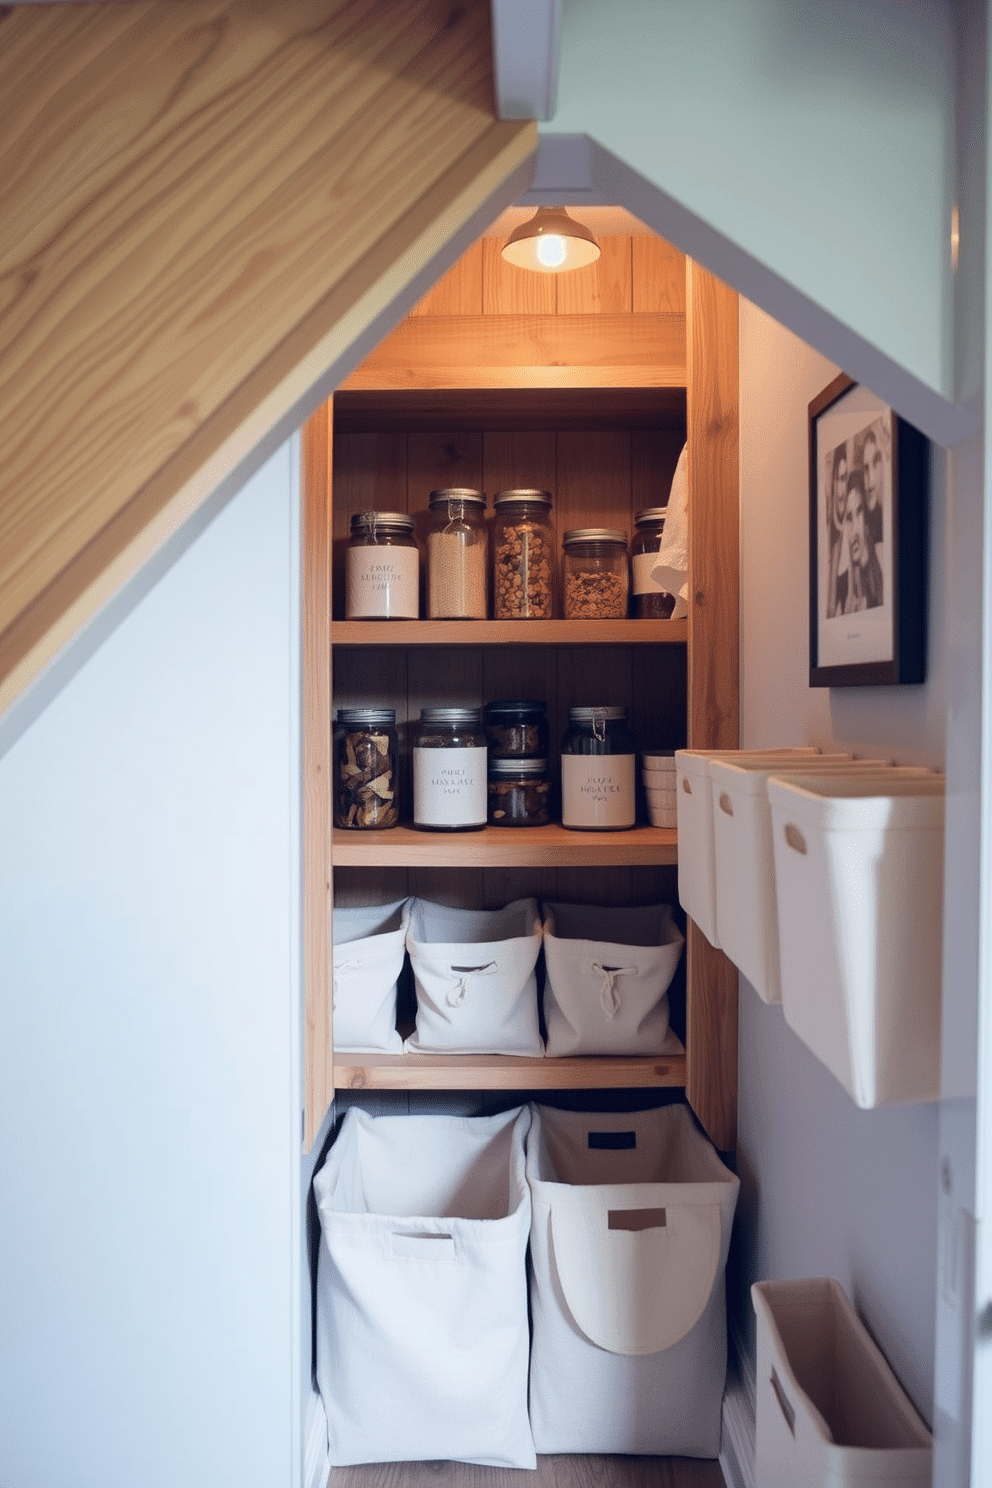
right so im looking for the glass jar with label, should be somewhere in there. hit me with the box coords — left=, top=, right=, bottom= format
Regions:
left=562, top=528, right=629, bottom=619
left=334, top=708, right=399, bottom=829
left=426, top=488, right=488, bottom=619
left=487, top=757, right=551, bottom=826
left=484, top=699, right=549, bottom=760
left=413, top=707, right=487, bottom=831
left=492, top=490, right=555, bottom=619
left=345, top=511, right=419, bottom=619
left=560, top=705, right=636, bottom=830
left=631, top=507, right=676, bottom=619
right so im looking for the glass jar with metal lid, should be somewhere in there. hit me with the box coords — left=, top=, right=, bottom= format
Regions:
left=345, top=510, right=419, bottom=620
left=492, top=489, right=555, bottom=619
left=487, top=757, right=551, bottom=827
left=562, top=528, right=629, bottom=620
left=426, top=488, right=488, bottom=619
left=412, top=707, right=487, bottom=830
left=631, top=507, right=676, bottom=619
left=334, top=708, right=399, bottom=830
left=484, top=699, right=550, bottom=760
left=560, top=705, right=636, bottom=830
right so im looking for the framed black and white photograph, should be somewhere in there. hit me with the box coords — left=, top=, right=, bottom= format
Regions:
left=809, top=372, right=930, bottom=687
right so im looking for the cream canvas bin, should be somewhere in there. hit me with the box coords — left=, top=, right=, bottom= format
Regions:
left=709, top=759, right=897, bottom=1005
left=767, top=772, right=945, bottom=1107
left=526, top=1103, right=739, bottom=1457
left=313, top=1106, right=536, bottom=1468
left=675, top=748, right=821, bottom=947
left=331, top=898, right=410, bottom=1052
left=752, top=1278, right=932, bottom=1487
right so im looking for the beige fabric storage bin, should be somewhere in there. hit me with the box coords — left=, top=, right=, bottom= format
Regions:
left=541, top=901, right=684, bottom=1056
left=709, top=759, right=896, bottom=1005
left=314, top=1107, right=536, bottom=1468
left=768, top=772, right=945, bottom=1107
left=526, top=1103, right=739, bottom=1457
left=332, top=898, right=410, bottom=1052
left=675, top=748, right=821, bottom=947
left=752, top=1278, right=932, bottom=1486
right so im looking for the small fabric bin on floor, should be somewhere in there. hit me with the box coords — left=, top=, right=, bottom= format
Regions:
left=404, top=897, right=543, bottom=1055
left=675, top=747, right=821, bottom=947
left=313, top=1106, right=536, bottom=1468
left=526, top=1103, right=739, bottom=1456
left=708, top=758, right=894, bottom=1005
left=331, top=898, right=410, bottom=1052
left=752, top=1278, right=932, bottom=1486
left=541, top=901, right=684, bottom=1056
left=768, top=771, right=945, bottom=1107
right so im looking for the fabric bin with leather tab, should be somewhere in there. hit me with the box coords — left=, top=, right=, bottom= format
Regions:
left=331, top=898, right=410, bottom=1052
left=404, top=897, right=543, bottom=1056
left=767, top=771, right=945, bottom=1107
left=541, top=901, right=684, bottom=1056
left=675, top=747, right=821, bottom=948
left=752, top=1278, right=932, bottom=1486
left=526, top=1103, right=739, bottom=1456
left=313, top=1106, right=535, bottom=1468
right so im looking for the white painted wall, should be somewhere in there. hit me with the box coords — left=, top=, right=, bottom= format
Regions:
left=736, top=300, right=945, bottom=1422
left=0, top=441, right=302, bottom=1488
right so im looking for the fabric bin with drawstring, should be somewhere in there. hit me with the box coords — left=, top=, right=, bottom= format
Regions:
left=313, top=1105, right=536, bottom=1468
left=331, top=898, right=410, bottom=1052
left=404, top=897, right=544, bottom=1055
left=541, top=901, right=684, bottom=1057
left=526, top=1102, right=740, bottom=1456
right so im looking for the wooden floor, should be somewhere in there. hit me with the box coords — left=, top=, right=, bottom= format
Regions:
left=329, top=1457, right=725, bottom=1488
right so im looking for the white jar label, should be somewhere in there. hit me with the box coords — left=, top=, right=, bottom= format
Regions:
left=561, top=754, right=636, bottom=829
left=632, top=551, right=668, bottom=595
left=346, top=546, right=419, bottom=618
left=414, top=747, right=488, bottom=827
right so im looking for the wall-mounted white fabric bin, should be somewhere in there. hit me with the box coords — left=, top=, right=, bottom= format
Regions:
left=331, top=898, right=410, bottom=1052
left=768, top=772, right=945, bottom=1107
left=526, top=1103, right=739, bottom=1457
left=675, top=748, right=822, bottom=947
left=313, top=1106, right=536, bottom=1468
left=541, top=901, right=684, bottom=1056
left=404, top=897, right=543, bottom=1056
left=752, top=1278, right=932, bottom=1486
left=709, top=759, right=898, bottom=1005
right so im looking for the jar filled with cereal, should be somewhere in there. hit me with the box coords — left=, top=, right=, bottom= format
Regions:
left=492, top=489, right=555, bottom=619
left=562, top=528, right=629, bottom=620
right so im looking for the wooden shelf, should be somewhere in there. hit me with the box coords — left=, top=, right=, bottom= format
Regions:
left=332, top=823, right=678, bottom=868
left=331, top=618, right=687, bottom=647
left=333, top=386, right=687, bottom=432
left=334, top=1041, right=687, bottom=1092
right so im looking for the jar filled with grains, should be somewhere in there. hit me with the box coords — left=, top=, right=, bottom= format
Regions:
left=631, top=507, right=676, bottom=618
left=426, top=488, right=488, bottom=619
left=334, top=708, right=399, bottom=829
left=345, top=511, right=419, bottom=619
left=492, top=489, right=555, bottom=619
left=487, top=757, right=551, bottom=826
left=562, top=529, right=629, bottom=620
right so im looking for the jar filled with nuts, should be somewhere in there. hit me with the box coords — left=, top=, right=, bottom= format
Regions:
left=492, top=489, right=555, bottom=619
left=562, top=529, right=629, bottom=620
left=484, top=699, right=550, bottom=760
left=487, top=757, right=551, bottom=826
left=334, top=708, right=399, bottom=829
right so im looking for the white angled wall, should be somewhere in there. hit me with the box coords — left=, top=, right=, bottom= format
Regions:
left=0, top=440, right=301, bottom=1488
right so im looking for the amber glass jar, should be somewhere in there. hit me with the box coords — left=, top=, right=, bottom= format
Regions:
left=426, top=488, right=487, bottom=619
left=631, top=507, right=676, bottom=619
left=562, top=528, right=629, bottom=619
left=492, top=490, right=555, bottom=618
left=345, top=511, right=419, bottom=619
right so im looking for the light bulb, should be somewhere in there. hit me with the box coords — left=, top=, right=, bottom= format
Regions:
left=536, top=235, right=567, bottom=268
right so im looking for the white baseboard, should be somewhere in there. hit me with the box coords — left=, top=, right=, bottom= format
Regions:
left=305, top=1389, right=329, bottom=1488
left=720, top=1324, right=756, bottom=1488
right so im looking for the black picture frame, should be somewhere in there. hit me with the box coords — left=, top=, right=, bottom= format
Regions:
left=809, top=372, right=929, bottom=687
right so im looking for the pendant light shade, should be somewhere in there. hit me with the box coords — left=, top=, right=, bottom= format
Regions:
left=500, top=207, right=601, bottom=273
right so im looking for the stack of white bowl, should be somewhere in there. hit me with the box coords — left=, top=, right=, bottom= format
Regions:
left=642, top=750, right=677, bottom=828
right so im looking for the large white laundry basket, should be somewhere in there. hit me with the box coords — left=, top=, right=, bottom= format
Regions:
left=404, top=897, right=543, bottom=1055
left=526, top=1103, right=739, bottom=1456
left=768, top=772, right=945, bottom=1107
left=541, top=901, right=684, bottom=1056
left=332, top=898, right=410, bottom=1052
left=313, top=1106, right=536, bottom=1468
left=675, top=748, right=821, bottom=947
left=752, top=1278, right=932, bottom=1487
left=708, top=759, right=896, bottom=1005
